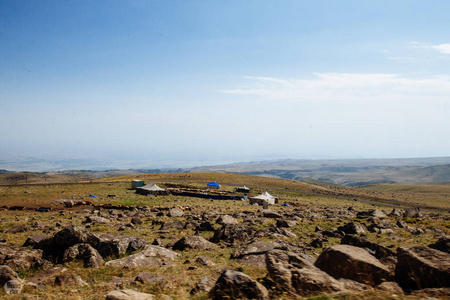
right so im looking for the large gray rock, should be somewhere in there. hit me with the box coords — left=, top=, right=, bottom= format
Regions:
left=216, top=215, right=238, bottom=225
left=34, top=226, right=147, bottom=262
left=338, top=222, right=367, bottom=235
left=266, top=250, right=346, bottom=296
left=341, top=235, right=395, bottom=259
left=106, top=289, right=154, bottom=300
left=210, top=224, right=254, bottom=244
left=90, top=233, right=147, bottom=259
left=62, top=243, right=103, bottom=268
left=395, top=245, right=450, bottom=291
left=34, top=225, right=95, bottom=261
left=210, top=270, right=269, bottom=300
left=315, top=245, right=392, bottom=286
left=105, top=245, right=177, bottom=268
left=173, top=235, right=218, bottom=251
left=190, top=276, right=216, bottom=295
left=0, top=245, right=45, bottom=272
left=357, top=209, right=388, bottom=219
left=168, top=207, right=184, bottom=218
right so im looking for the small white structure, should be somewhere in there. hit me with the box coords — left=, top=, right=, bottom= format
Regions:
left=249, top=191, right=278, bottom=205
left=132, top=180, right=145, bottom=189
left=236, top=186, right=250, bottom=193
left=136, top=184, right=169, bottom=195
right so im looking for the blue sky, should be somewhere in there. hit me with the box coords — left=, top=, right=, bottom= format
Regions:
left=1, top=1, right=449, bottom=170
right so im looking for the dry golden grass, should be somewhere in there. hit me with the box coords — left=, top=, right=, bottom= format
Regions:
left=0, top=173, right=448, bottom=299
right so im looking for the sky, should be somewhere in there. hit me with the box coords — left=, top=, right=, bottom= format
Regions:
left=1, top=0, right=449, bottom=170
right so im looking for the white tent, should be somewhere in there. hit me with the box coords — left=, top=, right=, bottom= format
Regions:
left=249, top=191, right=278, bottom=205
left=136, top=184, right=169, bottom=195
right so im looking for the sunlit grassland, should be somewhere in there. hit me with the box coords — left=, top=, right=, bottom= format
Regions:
left=0, top=173, right=448, bottom=299
left=360, top=184, right=450, bottom=209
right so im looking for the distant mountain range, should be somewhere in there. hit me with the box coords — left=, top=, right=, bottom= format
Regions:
left=187, top=157, right=450, bottom=186
left=1, top=157, right=449, bottom=186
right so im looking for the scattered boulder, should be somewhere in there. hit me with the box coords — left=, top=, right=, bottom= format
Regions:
left=34, top=225, right=95, bottom=261
left=160, top=221, right=185, bottom=230
left=168, top=207, right=184, bottom=218
left=216, top=215, right=238, bottom=225
left=265, top=250, right=345, bottom=296
left=231, top=241, right=292, bottom=267
left=23, top=235, right=48, bottom=248
left=395, top=245, right=450, bottom=291
left=82, top=216, right=110, bottom=224
left=376, top=281, right=404, bottom=294
left=276, top=219, right=298, bottom=228
left=106, top=289, right=154, bottom=300
left=314, top=245, right=392, bottom=286
left=0, top=265, right=20, bottom=286
left=130, top=217, right=143, bottom=225
left=388, top=208, right=405, bottom=218
left=428, top=237, right=450, bottom=254
left=62, top=243, right=103, bottom=268
left=356, top=209, right=388, bottom=219
left=54, top=273, right=88, bottom=287
left=0, top=245, right=45, bottom=272
left=196, top=256, right=215, bottom=266
left=190, top=276, right=216, bottom=295
left=210, top=269, right=269, bottom=300
left=262, top=210, right=283, bottom=219
left=105, top=245, right=177, bottom=268
left=196, top=221, right=215, bottom=232
left=6, top=225, right=28, bottom=234
left=404, top=207, right=421, bottom=218
left=338, top=222, right=367, bottom=235
left=173, top=235, right=218, bottom=251
left=210, top=224, right=254, bottom=244
left=90, top=233, right=147, bottom=259
left=341, top=235, right=395, bottom=259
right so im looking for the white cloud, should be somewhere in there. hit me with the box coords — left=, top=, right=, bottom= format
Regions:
left=431, top=43, right=450, bottom=54
left=222, top=73, right=450, bottom=103
left=410, top=42, right=450, bottom=54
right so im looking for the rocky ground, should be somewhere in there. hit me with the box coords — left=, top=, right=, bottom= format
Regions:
left=0, top=178, right=449, bottom=299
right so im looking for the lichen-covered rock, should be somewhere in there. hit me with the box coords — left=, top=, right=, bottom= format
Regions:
left=210, top=270, right=268, bottom=300
left=105, top=245, right=177, bottom=268
left=265, top=250, right=346, bottom=296
left=173, top=235, right=217, bottom=251
left=62, top=243, right=103, bottom=268
left=341, top=235, right=395, bottom=259
left=210, top=224, right=255, bottom=244
left=338, top=222, right=367, bottom=235
left=315, top=245, right=392, bottom=286
left=395, top=245, right=450, bottom=291
left=191, top=276, right=216, bottom=295
left=216, top=215, right=238, bottom=225
left=0, top=245, right=45, bottom=272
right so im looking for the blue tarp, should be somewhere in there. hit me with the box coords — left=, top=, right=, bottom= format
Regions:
left=207, top=181, right=220, bottom=187
left=89, top=194, right=99, bottom=198
left=282, top=203, right=290, bottom=207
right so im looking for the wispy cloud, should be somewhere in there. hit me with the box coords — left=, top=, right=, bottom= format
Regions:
left=431, top=43, right=450, bottom=54
left=222, top=73, right=450, bottom=103
left=411, top=42, right=450, bottom=55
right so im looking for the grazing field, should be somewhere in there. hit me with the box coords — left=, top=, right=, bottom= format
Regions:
left=360, top=184, right=450, bottom=210
left=0, top=173, right=448, bottom=299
